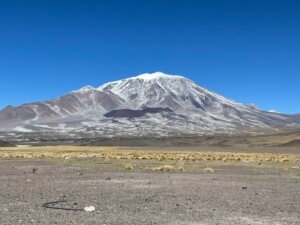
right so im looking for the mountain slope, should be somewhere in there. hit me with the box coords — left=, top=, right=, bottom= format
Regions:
left=0, top=87, right=129, bottom=129
left=0, top=72, right=299, bottom=137
left=98, top=72, right=296, bottom=130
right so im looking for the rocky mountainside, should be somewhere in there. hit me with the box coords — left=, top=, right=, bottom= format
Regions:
left=0, top=72, right=299, bottom=138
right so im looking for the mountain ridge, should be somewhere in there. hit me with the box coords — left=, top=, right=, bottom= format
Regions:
left=0, top=72, right=299, bottom=138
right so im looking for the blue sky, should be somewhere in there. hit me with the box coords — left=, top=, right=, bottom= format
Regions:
left=0, top=0, right=299, bottom=114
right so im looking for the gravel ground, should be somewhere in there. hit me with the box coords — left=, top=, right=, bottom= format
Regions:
left=0, top=160, right=299, bottom=225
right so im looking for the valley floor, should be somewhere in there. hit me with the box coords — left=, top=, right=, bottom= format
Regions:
left=0, top=148, right=299, bottom=225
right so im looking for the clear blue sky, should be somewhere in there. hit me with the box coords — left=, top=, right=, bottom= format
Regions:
left=0, top=0, right=299, bottom=114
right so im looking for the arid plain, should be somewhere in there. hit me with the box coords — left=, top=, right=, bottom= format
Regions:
left=1, top=131, right=300, bottom=225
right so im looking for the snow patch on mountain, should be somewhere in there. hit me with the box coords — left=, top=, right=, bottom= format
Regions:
left=72, top=85, right=96, bottom=93
left=135, top=72, right=185, bottom=80
left=13, top=126, right=33, bottom=132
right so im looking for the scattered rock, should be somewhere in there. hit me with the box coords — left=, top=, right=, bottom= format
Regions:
left=32, top=167, right=38, bottom=174
left=84, top=206, right=95, bottom=212
left=242, top=186, right=247, bottom=190
left=78, top=172, right=83, bottom=176
left=145, top=197, right=153, bottom=203
left=106, top=177, right=111, bottom=181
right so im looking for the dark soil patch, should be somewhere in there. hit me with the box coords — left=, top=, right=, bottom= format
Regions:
left=280, top=139, right=300, bottom=147
left=0, top=140, right=15, bottom=147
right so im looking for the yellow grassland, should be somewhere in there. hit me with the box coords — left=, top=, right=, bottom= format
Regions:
left=0, top=146, right=299, bottom=162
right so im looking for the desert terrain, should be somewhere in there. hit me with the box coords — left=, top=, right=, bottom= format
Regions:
left=0, top=136, right=299, bottom=225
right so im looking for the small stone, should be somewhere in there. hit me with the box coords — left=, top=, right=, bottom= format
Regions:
left=84, top=206, right=95, bottom=212
left=242, top=186, right=247, bottom=190
left=106, top=177, right=111, bottom=181
left=78, top=172, right=83, bottom=175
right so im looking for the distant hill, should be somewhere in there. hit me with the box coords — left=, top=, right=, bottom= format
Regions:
left=280, top=139, right=300, bottom=147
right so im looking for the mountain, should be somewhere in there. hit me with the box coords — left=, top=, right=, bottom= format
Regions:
left=0, top=72, right=299, bottom=139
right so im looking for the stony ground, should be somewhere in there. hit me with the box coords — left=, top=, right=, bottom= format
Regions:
left=0, top=159, right=299, bottom=225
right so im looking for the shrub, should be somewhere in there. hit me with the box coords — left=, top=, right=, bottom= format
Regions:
left=163, top=165, right=176, bottom=171
left=178, top=164, right=185, bottom=171
left=159, top=155, right=166, bottom=161
left=151, top=165, right=176, bottom=171
left=280, top=158, right=290, bottom=162
left=124, top=164, right=133, bottom=170
left=204, top=167, right=214, bottom=173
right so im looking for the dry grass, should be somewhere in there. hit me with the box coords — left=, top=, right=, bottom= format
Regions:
left=280, top=157, right=290, bottom=162
left=151, top=165, right=176, bottom=171
left=204, top=167, right=214, bottom=173
left=178, top=164, right=185, bottom=171
left=0, top=146, right=299, bottom=164
left=124, top=164, right=133, bottom=170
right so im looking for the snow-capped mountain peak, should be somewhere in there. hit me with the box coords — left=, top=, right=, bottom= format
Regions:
left=135, top=72, right=185, bottom=80
left=0, top=72, right=299, bottom=137
left=98, top=72, right=187, bottom=91
left=97, top=72, right=240, bottom=112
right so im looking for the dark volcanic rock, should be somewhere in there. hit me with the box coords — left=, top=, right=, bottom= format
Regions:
left=104, top=107, right=173, bottom=118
